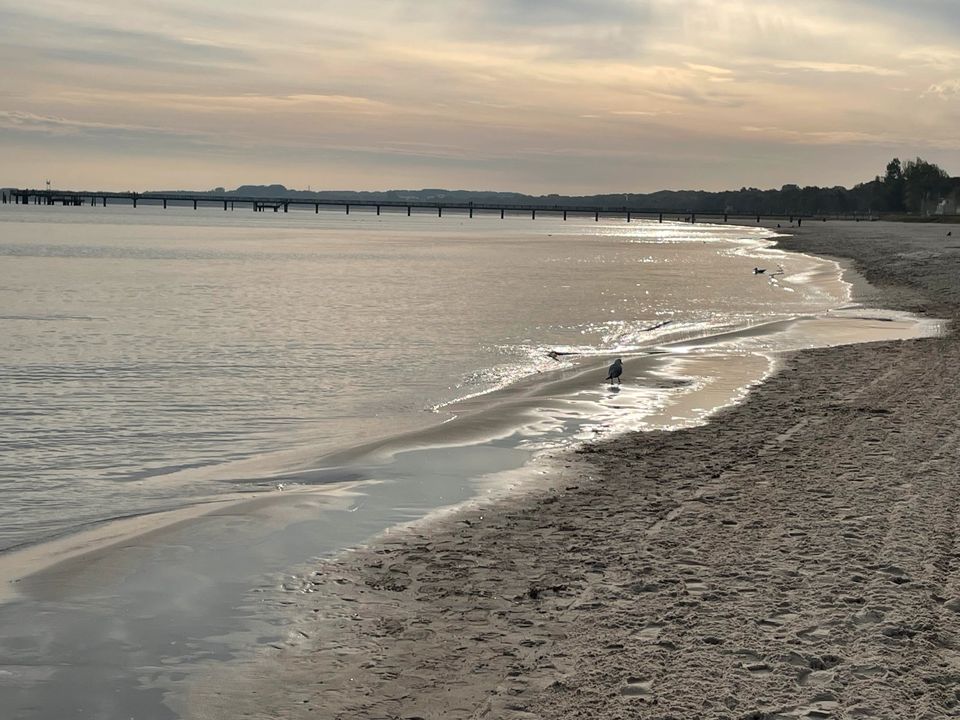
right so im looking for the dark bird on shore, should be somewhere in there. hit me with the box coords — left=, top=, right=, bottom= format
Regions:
left=948, top=231, right=953, bottom=236
left=606, top=358, right=623, bottom=385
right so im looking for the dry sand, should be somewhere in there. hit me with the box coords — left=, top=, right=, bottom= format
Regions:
left=197, top=221, right=960, bottom=720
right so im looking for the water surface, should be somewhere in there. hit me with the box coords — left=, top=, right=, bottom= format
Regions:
left=2, top=206, right=943, bottom=720
left=0, top=206, right=833, bottom=553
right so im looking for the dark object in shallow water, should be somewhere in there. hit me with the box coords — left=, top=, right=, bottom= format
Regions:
left=642, top=319, right=672, bottom=332
left=753, top=267, right=766, bottom=274
left=606, top=358, right=623, bottom=385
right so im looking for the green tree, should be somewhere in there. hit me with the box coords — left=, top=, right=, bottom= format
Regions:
left=903, top=157, right=950, bottom=214
left=882, top=158, right=905, bottom=211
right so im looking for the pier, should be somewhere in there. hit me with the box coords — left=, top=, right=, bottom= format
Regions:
left=3, top=188, right=818, bottom=224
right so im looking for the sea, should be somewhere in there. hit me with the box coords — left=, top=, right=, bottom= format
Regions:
left=0, top=204, right=843, bottom=555
left=7, top=204, right=949, bottom=720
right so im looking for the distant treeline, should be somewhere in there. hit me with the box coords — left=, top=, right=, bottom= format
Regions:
left=188, top=157, right=954, bottom=216
left=8, top=157, right=958, bottom=216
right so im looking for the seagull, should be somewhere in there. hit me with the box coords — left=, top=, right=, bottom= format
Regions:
left=606, top=358, right=623, bottom=385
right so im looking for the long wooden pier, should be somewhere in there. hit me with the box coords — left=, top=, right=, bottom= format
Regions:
left=1, top=188, right=817, bottom=224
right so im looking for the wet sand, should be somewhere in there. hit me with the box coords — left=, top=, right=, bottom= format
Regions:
left=195, top=221, right=960, bottom=719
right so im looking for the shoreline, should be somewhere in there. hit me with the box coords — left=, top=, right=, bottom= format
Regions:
left=0, top=278, right=932, bottom=598
left=192, top=220, right=960, bottom=719
left=0, top=218, right=793, bottom=560
left=0, top=222, right=824, bottom=580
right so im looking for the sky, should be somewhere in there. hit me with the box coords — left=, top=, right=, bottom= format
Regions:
left=1, top=0, right=959, bottom=194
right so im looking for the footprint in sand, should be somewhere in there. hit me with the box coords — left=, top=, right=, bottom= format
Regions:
left=852, top=608, right=883, bottom=625
left=796, top=624, right=831, bottom=640
left=735, top=650, right=771, bottom=675
left=634, top=623, right=664, bottom=642
left=797, top=669, right=835, bottom=687
left=759, top=611, right=800, bottom=629
left=620, top=677, right=654, bottom=698
left=849, top=664, right=884, bottom=680
left=876, top=564, right=913, bottom=584
left=791, top=699, right=840, bottom=719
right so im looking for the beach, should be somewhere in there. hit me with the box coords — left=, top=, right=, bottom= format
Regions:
left=8, top=1, right=959, bottom=717
left=195, top=221, right=960, bottom=720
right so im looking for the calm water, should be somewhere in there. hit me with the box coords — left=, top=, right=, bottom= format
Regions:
left=0, top=205, right=841, bottom=553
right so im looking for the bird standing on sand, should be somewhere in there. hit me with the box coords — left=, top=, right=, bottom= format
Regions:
left=606, top=358, right=623, bottom=385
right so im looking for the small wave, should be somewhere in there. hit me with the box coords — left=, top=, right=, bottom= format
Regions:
left=0, top=314, right=105, bottom=321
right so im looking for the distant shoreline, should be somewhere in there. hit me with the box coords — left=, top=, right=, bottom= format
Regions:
left=5, top=153, right=958, bottom=221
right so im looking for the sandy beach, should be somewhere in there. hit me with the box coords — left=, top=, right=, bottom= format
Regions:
left=190, top=220, right=960, bottom=720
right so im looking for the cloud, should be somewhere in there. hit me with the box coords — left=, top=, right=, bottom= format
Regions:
left=0, top=110, right=216, bottom=148
left=924, top=79, right=960, bottom=99
left=457, top=0, right=651, bottom=27
left=771, top=60, right=903, bottom=77
left=1, top=0, right=959, bottom=192
left=609, top=110, right=675, bottom=116
left=742, top=125, right=899, bottom=145
left=899, top=47, right=960, bottom=71
left=0, top=9, right=253, bottom=70
left=685, top=63, right=734, bottom=76
left=0, top=111, right=161, bottom=135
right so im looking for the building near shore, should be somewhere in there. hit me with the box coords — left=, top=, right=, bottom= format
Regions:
left=934, top=178, right=960, bottom=216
